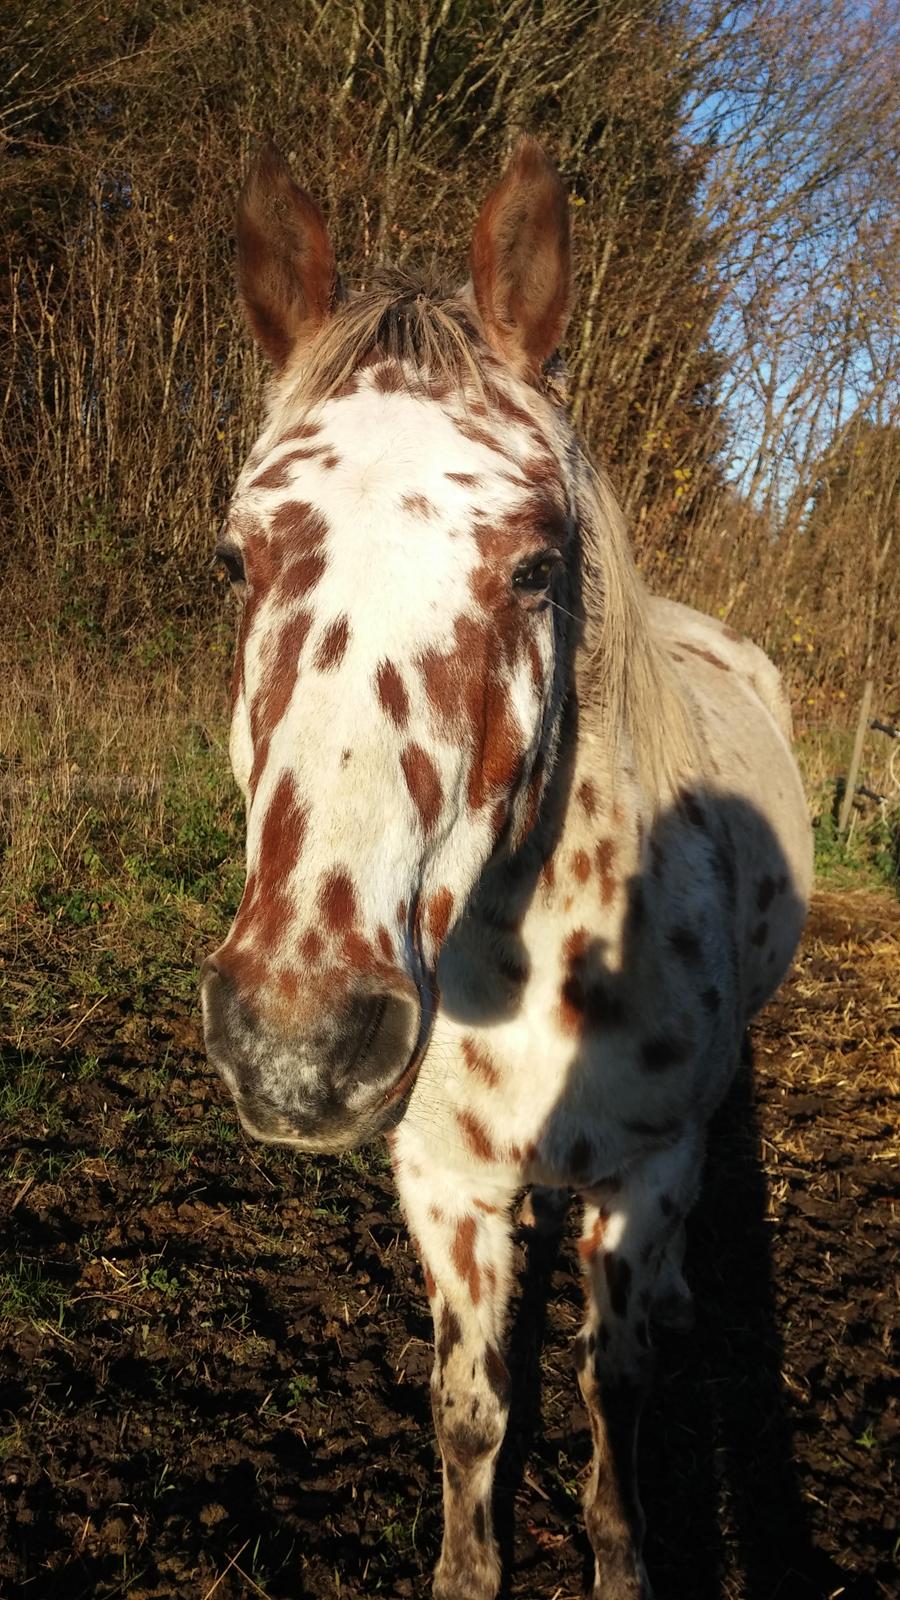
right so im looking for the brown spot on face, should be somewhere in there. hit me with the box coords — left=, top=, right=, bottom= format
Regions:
left=457, top=1111, right=495, bottom=1165
left=269, top=499, right=329, bottom=557
left=578, top=779, right=598, bottom=819
left=461, top=1037, right=500, bottom=1089
left=572, top=849, right=591, bottom=884
left=375, top=661, right=409, bottom=728
left=668, top=926, right=702, bottom=963
left=248, top=446, right=323, bottom=492
left=299, top=927, right=323, bottom=965
left=750, top=921, right=768, bottom=947
left=376, top=924, right=395, bottom=961
left=314, top=615, right=350, bottom=671
left=595, top=839, right=617, bottom=906
left=756, top=875, right=777, bottom=912
left=470, top=683, right=523, bottom=810
left=400, top=743, right=443, bottom=833
left=283, top=421, right=323, bottom=444
left=640, top=1035, right=690, bottom=1072
left=401, top=492, right=436, bottom=519
left=681, top=641, right=729, bottom=671
left=427, top=887, right=454, bottom=947
left=279, top=549, right=327, bottom=603
left=223, top=772, right=308, bottom=960
left=451, top=1215, right=481, bottom=1304
left=603, top=1252, right=632, bottom=1318
left=372, top=360, right=405, bottom=394
left=276, top=969, right=299, bottom=1008
left=474, top=1198, right=499, bottom=1215
left=455, top=417, right=517, bottom=463
left=320, top=870, right=358, bottom=932
left=342, top=930, right=377, bottom=971
left=418, top=610, right=524, bottom=811
left=321, top=451, right=340, bottom=469
left=249, top=611, right=314, bottom=790
left=445, top=470, right=483, bottom=488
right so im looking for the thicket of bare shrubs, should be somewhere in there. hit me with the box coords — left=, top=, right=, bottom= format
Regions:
left=2, top=0, right=897, bottom=738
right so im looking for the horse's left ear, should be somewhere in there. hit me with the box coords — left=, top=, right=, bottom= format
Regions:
left=469, top=136, right=571, bottom=381
left=236, top=142, right=336, bottom=370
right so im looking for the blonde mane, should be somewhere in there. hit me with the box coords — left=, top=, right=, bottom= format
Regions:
left=270, top=272, right=695, bottom=804
left=572, top=456, right=698, bottom=802
left=277, top=270, right=489, bottom=415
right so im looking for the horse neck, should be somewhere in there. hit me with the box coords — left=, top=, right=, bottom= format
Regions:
left=468, top=682, right=645, bottom=936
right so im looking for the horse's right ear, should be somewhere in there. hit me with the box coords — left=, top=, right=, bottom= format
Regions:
left=236, top=143, right=336, bottom=370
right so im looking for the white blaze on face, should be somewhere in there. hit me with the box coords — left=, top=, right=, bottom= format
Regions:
left=223, top=368, right=565, bottom=984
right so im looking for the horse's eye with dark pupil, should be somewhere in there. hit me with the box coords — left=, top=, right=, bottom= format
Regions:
left=514, top=556, right=557, bottom=593
left=213, top=546, right=245, bottom=587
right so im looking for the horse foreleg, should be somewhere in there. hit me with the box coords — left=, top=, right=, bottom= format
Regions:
left=575, top=1141, right=699, bottom=1600
left=394, top=1158, right=516, bottom=1600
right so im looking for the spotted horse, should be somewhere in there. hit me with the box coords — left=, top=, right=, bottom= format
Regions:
left=201, top=138, right=812, bottom=1599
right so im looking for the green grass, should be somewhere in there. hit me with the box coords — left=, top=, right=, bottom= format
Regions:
left=0, top=1051, right=50, bottom=1117
left=797, top=726, right=899, bottom=895
left=0, top=1258, right=69, bottom=1330
left=812, top=800, right=899, bottom=892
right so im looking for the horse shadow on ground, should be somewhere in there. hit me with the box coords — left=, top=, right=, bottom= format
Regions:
left=483, top=779, right=875, bottom=1600
left=495, top=1034, right=875, bottom=1600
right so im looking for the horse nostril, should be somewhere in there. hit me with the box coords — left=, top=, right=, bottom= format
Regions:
left=201, top=958, right=239, bottom=1054
left=357, top=996, right=387, bottom=1062
left=344, top=991, right=418, bottom=1090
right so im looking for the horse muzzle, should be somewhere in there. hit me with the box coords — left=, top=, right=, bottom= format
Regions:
left=200, top=956, right=425, bottom=1150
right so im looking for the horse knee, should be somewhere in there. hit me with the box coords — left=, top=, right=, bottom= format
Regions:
left=432, top=1379, right=508, bottom=1469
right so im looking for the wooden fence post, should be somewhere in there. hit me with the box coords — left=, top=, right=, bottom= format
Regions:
left=838, top=677, right=874, bottom=835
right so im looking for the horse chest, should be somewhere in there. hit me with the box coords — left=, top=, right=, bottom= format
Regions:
left=410, top=883, right=703, bottom=1184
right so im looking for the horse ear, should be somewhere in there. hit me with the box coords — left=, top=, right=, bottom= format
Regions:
left=470, top=137, right=571, bottom=381
left=236, top=142, right=336, bottom=369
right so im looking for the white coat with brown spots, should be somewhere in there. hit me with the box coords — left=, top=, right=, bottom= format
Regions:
left=201, top=139, right=813, bottom=1600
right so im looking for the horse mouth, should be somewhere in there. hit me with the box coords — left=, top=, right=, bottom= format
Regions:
left=380, top=926, right=438, bottom=1114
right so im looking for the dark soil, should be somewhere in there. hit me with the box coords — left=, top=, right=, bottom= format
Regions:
left=1, top=893, right=896, bottom=1599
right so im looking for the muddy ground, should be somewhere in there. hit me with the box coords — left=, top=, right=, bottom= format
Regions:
left=1, top=892, right=896, bottom=1599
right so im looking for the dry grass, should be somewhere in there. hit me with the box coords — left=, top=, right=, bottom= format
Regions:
left=778, top=889, right=900, bottom=1104
left=771, top=889, right=896, bottom=1113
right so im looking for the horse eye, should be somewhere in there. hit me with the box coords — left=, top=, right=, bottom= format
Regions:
left=212, top=544, right=246, bottom=591
left=512, top=550, right=562, bottom=594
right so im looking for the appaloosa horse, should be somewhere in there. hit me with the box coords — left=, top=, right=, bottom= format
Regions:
left=201, top=138, right=812, bottom=1599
